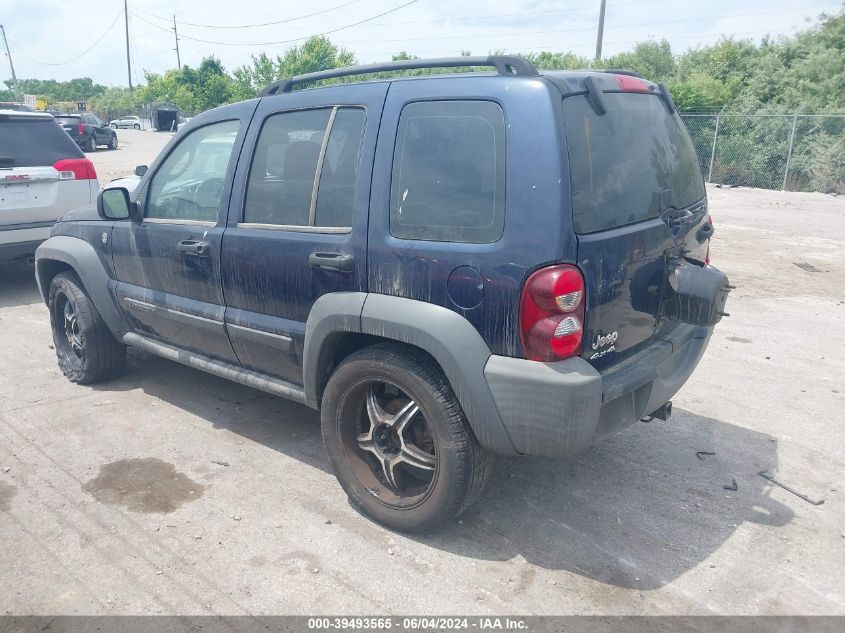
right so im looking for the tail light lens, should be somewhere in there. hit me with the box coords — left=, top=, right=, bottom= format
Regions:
left=519, top=264, right=586, bottom=362
left=53, top=158, right=97, bottom=180
left=78, top=123, right=85, bottom=135
left=614, top=74, right=650, bottom=93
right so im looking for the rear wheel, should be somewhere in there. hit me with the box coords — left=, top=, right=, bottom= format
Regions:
left=321, top=343, right=493, bottom=531
left=86, top=135, right=97, bottom=152
left=133, top=123, right=140, bottom=130
left=108, top=135, right=118, bottom=150
left=110, top=123, right=117, bottom=129
left=48, top=272, right=126, bottom=384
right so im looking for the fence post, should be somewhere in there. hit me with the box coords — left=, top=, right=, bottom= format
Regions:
left=782, top=112, right=799, bottom=190
left=708, top=112, right=721, bottom=182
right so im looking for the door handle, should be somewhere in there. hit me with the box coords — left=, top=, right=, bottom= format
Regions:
left=177, top=239, right=210, bottom=256
left=309, top=251, right=355, bottom=273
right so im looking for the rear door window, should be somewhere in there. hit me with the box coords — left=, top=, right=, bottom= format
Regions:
left=0, top=115, right=83, bottom=166
left=562, top=93, right=705, bottom=234
left=389, top=100, right=506, bottom=243
left=244, top=106, right=365, bottom=229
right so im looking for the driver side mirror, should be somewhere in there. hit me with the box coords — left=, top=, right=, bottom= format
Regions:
left=134, top=164, right=148, bottom=177
left=98, top=187, right=139, bottom=221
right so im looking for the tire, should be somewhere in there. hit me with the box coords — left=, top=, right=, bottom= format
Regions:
left=48, top=271, right=126, bottom=384
left=321, top=343, right=493, bottom=532
left=133, top=123, right=140, bottom=130
left=110, top=123, right=117, bottom=129
left=108, top=135, right=118, bottom=150
left=86, top=135, right=97, bottom=152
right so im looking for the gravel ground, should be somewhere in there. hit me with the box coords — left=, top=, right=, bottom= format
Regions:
left=1, top=139, right=843, bottom=615
left=86, top=128, right=174, bottom=185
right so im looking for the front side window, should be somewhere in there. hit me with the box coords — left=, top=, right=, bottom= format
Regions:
left=390, top=100, right=506, bottom=243
left=244, top=107, right=365, bottom=229
left=146, top=119, right=240, bottom=222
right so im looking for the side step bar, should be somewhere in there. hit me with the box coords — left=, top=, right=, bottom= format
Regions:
left=122, top=332, right=307, bottom=405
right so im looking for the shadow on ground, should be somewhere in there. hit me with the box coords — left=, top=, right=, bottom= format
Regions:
left=90, top=347, right=792, bottom=591
left=0, top=263, right=42, bottom=309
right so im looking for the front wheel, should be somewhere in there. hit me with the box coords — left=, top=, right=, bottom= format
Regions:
left=48, top=271, right=126, bottom=384
left=321, top=343, right=493, bottom=531
left=133, top=123, right=140, bottom=130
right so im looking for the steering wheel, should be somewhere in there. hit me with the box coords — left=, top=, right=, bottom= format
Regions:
left=195, top=178, right=224, bottom=209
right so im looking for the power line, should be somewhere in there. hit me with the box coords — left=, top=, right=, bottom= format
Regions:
left=132, top=0, right=418, bottom=47
left=13, top=11, right=123, bottom=66
left=130, top=0, right=364, bottom=30
left=180, top=7, right=833, bottom=47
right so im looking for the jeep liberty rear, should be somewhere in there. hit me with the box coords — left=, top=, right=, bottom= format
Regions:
left=562, top=74, right=719, bottom=370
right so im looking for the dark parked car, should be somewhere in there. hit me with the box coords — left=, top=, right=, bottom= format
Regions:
left=34, top=56, right=729, bottom=531
left=55, top=114, right=117, bottom=151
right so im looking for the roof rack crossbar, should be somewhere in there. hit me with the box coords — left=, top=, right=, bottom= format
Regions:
left=260, top=55, right=539, bottom=96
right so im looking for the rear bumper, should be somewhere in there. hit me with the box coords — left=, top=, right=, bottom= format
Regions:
left=484, top=323, right=712, bottom=457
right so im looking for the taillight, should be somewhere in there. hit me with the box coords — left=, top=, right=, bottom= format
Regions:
left=53, top=158, right=97, bottom=180
left=519, top=264, right=586, bottom=362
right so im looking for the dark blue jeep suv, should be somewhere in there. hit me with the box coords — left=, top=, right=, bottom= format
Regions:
left=35, top=56, right=730, bottom=531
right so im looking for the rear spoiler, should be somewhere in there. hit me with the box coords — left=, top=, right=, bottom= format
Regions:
left=583, top=72, right=677, bottom=116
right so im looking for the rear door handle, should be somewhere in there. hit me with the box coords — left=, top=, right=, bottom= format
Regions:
left=177, top=239, right=210, bottom=257
left=309, top=252, right=355, bottom=273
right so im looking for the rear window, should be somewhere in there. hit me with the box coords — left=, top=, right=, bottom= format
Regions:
left=55, top=116, right=81, bottom=126
left=0, top=116, right=83, bottom=167
left=562, top=93, right=705, bottom=234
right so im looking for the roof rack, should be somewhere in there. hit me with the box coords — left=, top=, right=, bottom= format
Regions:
left=260, top=55, right=539, bottom=96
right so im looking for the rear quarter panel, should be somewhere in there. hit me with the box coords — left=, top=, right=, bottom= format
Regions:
left=368, top=76, right=575, bottom=357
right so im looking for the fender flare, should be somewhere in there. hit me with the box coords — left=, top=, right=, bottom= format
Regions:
left=35, top=235, right=129, bottom=336
left=303, top=292, right=518, bottom=456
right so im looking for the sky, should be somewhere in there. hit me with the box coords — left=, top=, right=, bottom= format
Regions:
left=1, top=0, right=842, bottom=87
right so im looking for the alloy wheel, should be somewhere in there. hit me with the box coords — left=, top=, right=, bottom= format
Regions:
left=343, top=380, right=437, bottom=505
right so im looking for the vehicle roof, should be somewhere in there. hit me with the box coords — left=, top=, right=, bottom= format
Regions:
left=0, top=109, right=55, bottom=119
left=262, top=68, right=652, bottom=98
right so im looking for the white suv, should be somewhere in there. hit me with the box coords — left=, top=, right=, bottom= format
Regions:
left=1, top=110, right=100, bottom=262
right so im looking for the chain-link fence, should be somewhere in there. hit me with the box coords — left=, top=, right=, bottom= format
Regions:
left=680, top=113, right=845, bottom=194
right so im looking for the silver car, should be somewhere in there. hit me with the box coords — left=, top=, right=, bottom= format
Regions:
left=0, top=110, right=99, bottom=261
left=109, top=115, right=141, bottom=130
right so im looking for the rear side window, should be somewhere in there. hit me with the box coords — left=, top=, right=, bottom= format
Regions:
left=562, top=93, right=705, bottom=233
left=390, top=100, right=506, bottom=243
left=244, top=106, right=365, bottom=229
left=0, top=116, right=83, bottom=167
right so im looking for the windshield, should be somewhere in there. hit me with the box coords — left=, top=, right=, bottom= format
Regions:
left=562, top=93, right=705, bottom=234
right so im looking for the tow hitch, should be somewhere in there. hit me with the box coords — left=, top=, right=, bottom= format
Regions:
left=642, top=401, right=672, bottom=422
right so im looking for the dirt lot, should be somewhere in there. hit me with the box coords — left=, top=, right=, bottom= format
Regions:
left=1, top=135, right=844, bottom=615
left=86, top=128, right=174, bottom=184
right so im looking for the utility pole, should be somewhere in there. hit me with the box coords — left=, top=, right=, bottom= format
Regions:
left=595, top=0, right=607, bottom=61
left=173, top=15, right=181, bottom=70
left=124, top=0, right=132, bottom=90
left=0, top=24, right=23, bottom=102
